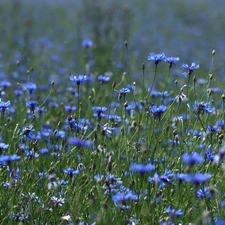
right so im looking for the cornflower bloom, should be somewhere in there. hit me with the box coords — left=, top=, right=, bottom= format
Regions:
left=119, top=87, right=130, bottom=99
left=165, top=57, right=180, bottom=68
left=67, top=137, right=92, bottom=148
left=182, top=62, right=200, bottom=77
left=147, top=52, right=166, bottom=65
left=0, top=80, right=11, bottom=89
left=0, top=154, right=21, bottom=163
left=196, top=187, right=211, bottom=199
left=206, top=124, right=219, bottom=133
left=26, top=100, right=38, bottom=113
left=23, top=82, right=37, bottom=95
left=0, top=142, right=9, bottom=152
left=192, top=101, right=215, bottom=115
left=98, top=75, right=110, bottom=83
left=112, top=190, right=138, bottom=205
left=64, top=105, right=76, bottom=113
left=63, top=167, right=80, bottom=177
left=130, top=163, right=155, bottom=174
left=150, top=105, right=167, bottom=119
left=50, top=196, right=65, bottom=207
left=166, top=205, right=184, bottom=217
left=92, top=106, right=107, bottom=120
left=70, top=75, right=87, bottom=86
left=185, top=173, right=212, bottom=185
left=0, top=100, right=10, bottom=113
left=182, top=152, right=204, bottom=165
left=82, top=39, right=93, bottom=48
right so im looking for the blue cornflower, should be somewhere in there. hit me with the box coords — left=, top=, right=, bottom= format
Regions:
left=26, top=100, right=38, bottom=113
left=166, top=205, right=184, bottom=217
left=0, top=81, right=11, bottom=88
left=150, top=105, right=167, bottom=118
left=147, top=52, right=166, bottom=65
left=0, top=154, right=21, bottom=163
left=165, top=57, right=180, bottom=68
left=0, top=100, right=10, bottom=112
left=205, top=146, right=215, bottom=161
left=64, top=105, right=76, bottom=112
left=130, top=163, right=155, bottom=173
left=25, top=150, right=39, bottom=159
left=70, top=75, right=87, bottom=85
left=119, top=87, right=130, bottom=95
left=23, top=82, right=37, bottom=95
left=0, top=143, right=9, bottom=151
left=82, top=39, right=93, bottom=48
left=182, top=62, right=200, bottom=77
left=150, top=90, right=169, bottom=97
left=196, top=187, right=211, bottom=199
left=206, top=124, right=219, bottom=133
left=192, top=101, right=215, bottom=115
left=67, top=137, right=92, bottom=148
left=185, top=173, right=212, bottom=185
left=182, top=152, right=204, bottom=165
left=92, top=106, right=107, bottom=119
left=175, top=173, right=187, bottom=183
left=63, top=168, right=80, bottom=176
left=98, top=123, right=120, bottom=138
left=112, top=191, right=138, bottom=205
left=98, top=75, right=110, bottom=83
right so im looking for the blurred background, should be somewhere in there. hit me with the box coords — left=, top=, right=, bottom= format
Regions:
left=0, top=0, right=225, bottom=84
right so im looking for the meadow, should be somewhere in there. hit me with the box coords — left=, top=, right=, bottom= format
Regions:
left=0, top=0, right=225, bottom=224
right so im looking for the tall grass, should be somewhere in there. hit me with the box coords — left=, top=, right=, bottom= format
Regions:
left=0, top=1, right=225, bottom=224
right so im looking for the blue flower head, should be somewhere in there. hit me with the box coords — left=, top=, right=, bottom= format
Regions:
left=165, top=57, right=180, bottom=68
left=70, top=75, right=87, bottom=85
left=150, top=105, right=167, bottom=119
left=130, top=163, right=155, bottom=173
left=182, top=62, right=200, bottom=77
left=98, top=75, right=110, bottom=83
left=67, top=137, right=92, bottom=148
left=0, top=100, right=10, bottom=112
left=148, top=52, right=166, bottom=65
left=166, top=205, right=184, bottom=217
left=82, top=39, right=93, bottom=48
left=182, top=152, right=204, bottom=165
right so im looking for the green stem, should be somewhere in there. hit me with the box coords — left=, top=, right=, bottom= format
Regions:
left=149, top=64, right=158, bottom=98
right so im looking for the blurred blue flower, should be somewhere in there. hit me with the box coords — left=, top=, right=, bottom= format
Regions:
left=0, top=154, right=21, bottom=163
left=192, top=101, right=215, bottom=115
left=165, top=57, right=180, bottom=67
left=166, top=205, right=183, bottom=217
left=67, top=137, right=92, bottom=148
left=185, top=173, right=212, bottom=185
left=0, top=143, right=9, bottom=151
left=130, top=163, right=155, bottom=173
left=26, top=100, right=38, bottom=113
left=63, top=167, right=80, bottom=176
left=82, top=39, right=93, bottom=48
left=150, top=105, right=167, bottom=118
left=196, top=187, right=211, bottom=199
left=98, top=75, right=110, bottom=83
left=64, top=105, right=76, bottom=112
left=147, top=52, right=166, bottom=64
left=206, top=124, right=219, bottom=133
left=70, top=75, right=87, bottom=85
left=119, top=87, right=130, bottom=95
left=182, top=62, right=200, bottom=77
left=112, top=190, right=138, bottom=205
left=23, top=82, right=37, bottom=95
left=0, top=100, right=10, bottom=112
left=182, top=152, right=204, bottom=165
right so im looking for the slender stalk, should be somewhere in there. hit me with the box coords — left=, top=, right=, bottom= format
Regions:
left=149, top=64, right=158, bottom=97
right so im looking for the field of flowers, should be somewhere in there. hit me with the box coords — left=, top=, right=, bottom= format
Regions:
left=0, top=0, right=225, bottom=224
